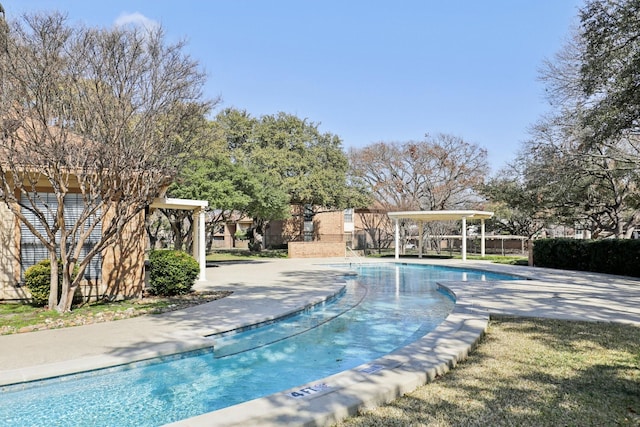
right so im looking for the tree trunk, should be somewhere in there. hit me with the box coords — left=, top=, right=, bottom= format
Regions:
left=615, top=219, right=624, bottom=239
left=624, top=226, right=636, bottom=239
left=56, top=264, right=76, bottom=313
left=56, top=273, right=70, bottom=313
left=146, top=220, right=161, bottom=249
left=171, top=220, right=183, bottom=250
left=249, top=220, right=265, bottom=252
left=47, top=250, right=59, bottom=309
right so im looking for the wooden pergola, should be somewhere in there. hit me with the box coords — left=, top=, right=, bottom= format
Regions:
left=387, top=210, right=494, bottom=261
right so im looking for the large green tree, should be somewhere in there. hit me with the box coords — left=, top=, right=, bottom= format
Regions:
left=166, top=108, right=367, bottom=251
left=213, top=109, right=293, bottom=223
left=249, top=112, right=359, bottom=209
left=579, top=0, right=640, bottom=145
left=160, top=110, right=288, bottom=251
left=226, top=109, right=367, bottom=249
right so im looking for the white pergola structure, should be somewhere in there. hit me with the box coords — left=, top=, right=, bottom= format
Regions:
left=149, top=197, right=209, bottom=281
left=387, top=210, right=494, bottom=261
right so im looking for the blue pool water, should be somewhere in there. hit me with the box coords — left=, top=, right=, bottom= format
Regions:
left=0, top=263, right=518, bottom=426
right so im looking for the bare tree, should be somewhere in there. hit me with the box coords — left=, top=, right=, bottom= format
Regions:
left=354, top=207, right=393, bottom=254
left=349, top=134, right=489, bottom=250
left=349, top=134, right=488, bottom=212
left=522, top=125, right=640, bottom=238
left=0, top=12, right=211, bottom=311
left=520, top=16, right=640, bottom=239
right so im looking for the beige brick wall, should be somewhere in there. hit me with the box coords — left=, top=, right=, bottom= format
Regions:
left=0, top=203, right=27, bottom=301
left=288, top=241, right=346, bottom=258
left=313, top=210, right=344, bottom=237
left=101, top=207, right=146, bottom=299
left=0, top=203, right=146, bottom=302
left=276, top=206, right=345, bottom=242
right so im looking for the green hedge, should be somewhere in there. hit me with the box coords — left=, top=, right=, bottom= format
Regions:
left=148, top=250, right=200, bottom=296
left=533, top=238, right=640, bottom=277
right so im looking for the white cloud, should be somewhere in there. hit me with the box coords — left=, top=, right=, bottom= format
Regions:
left=114, top=12, right=159, bottom=32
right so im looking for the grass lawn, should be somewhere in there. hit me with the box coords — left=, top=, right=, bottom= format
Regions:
left=206, top=248, right=287, bottom=262
left=462, top=254, right=528, bottom=265
left=335, top=317, right=640, bottom=427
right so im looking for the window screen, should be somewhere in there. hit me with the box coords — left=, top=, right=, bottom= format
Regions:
left=20, top=193, right=102, bottom=280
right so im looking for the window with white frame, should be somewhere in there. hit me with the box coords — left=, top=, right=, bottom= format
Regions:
left=344, top=208, right=354, bottom=223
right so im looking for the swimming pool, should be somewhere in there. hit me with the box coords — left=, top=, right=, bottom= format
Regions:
left=0, top=263, right=518, bottom=426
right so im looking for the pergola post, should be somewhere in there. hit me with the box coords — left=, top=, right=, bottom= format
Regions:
left=461, top=216, right=467, bottom=261
left=394, top=218, right=400, bottom=260
left=481, top=218, right=486, bottom=257
left=418, top=221, right=424, bottom=259
left=195, top=208, right=207, bottom=281
left=387, top=210, right=494, bottom=264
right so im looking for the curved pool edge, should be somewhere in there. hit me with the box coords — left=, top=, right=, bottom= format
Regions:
left=0, top=337, right=218, bottom=389
left=0, top=282, right=348, bottom=388
left=165, top=281, right=486, bottom=427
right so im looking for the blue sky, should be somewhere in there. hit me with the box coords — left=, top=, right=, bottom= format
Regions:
left=2, top=1, right=582, bottom=171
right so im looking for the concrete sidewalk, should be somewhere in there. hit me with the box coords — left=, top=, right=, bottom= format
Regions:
left=448, top=260, right=640, bottom=325
left=1, top=257, right=639, bottom=426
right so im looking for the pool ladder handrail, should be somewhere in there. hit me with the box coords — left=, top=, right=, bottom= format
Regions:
left=346, top=245, right=364, bottom=265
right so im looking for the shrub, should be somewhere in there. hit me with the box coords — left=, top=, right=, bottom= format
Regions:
left=533, top=238, right=640, bottom=277
left=24, top=259, right=57, bottom=307
left=234, top=229, right=248, bottom=240
left=148, top=250, right=200, bottom=296
left=533, top=238, right=590, bottom=271
left=23, top=259, right=79, bottom=307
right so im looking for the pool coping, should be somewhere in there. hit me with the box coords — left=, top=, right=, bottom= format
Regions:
left=165, top=273, right=489, bottom=426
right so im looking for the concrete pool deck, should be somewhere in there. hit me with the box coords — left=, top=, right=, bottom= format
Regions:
left=1, top=258, right=640, bottom=426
